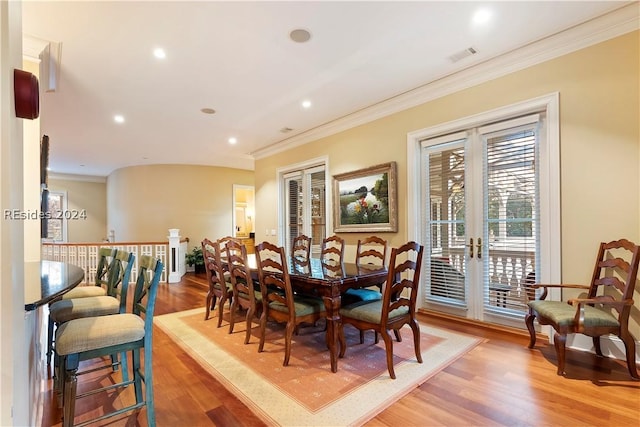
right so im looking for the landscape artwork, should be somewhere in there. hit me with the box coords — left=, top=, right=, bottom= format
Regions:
left=333, top=162, right=397, bottom=232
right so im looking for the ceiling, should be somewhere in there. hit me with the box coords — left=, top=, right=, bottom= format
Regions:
left=21, top=1, right=632, bottom=178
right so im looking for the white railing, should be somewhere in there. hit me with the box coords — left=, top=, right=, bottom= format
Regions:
left=446, top=246, right=535, bottom=286
left=41, top=237, right=189, bottom=284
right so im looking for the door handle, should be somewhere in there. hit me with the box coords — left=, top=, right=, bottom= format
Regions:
left=467, top=238, right=474, bottom=258
left=477, top=237, right=482, bottom=259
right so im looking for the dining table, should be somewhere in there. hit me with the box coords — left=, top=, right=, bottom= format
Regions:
left=247, top=255, right=387, bottom=373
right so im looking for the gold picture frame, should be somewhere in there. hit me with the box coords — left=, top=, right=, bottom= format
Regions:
left=333, top=162, right=397, bottom=233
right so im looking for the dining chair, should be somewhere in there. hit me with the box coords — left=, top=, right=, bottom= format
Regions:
left=55, top=255, right=163, bottom=427
left=321, top=235, right=345, bottom=278
left=343, top=236, right=387, bottom=305
left=217, top=235, right=241, bottom=264
left=255, top=241, right=326, bottom=366
left=338, top=241, right=424, bottom=379
left=202, top=238, right=233, bottom=324
left=525, top=238, right=640, bottom=378
left=47, top=247, right=116, bottom=365
left=50, top=250, right=135, bottom=396
left=227, top=239, right=262, bottom=343
left=291, top=234, right=312, bottom=274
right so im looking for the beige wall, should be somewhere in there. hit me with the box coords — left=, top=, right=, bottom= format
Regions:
left=255, top=33, right=640, bottom=331
left=48, top=177, right=107, bottom=242
left=107, top=164, right=254, bottom=250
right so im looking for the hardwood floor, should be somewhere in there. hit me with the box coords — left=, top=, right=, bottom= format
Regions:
left=42, top=274, right=640, bottom=427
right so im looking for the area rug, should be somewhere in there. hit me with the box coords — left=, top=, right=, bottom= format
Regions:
left=154, top=307, right=481, bottom=426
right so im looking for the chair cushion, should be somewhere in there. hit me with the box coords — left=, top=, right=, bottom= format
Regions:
left=269, top=296, right=326, bottom=316
left=62, top=286, right=107, bottom=299
left=55, top=313, right=145, bottom=356
left=343, top=288, right=382, bottom=302
left=239, top=290, right=263, bottom=302
left=339, top=300, right=409, bottom=324
left=213, top=280, right=233, bottom=292
left=528, top=300, right=620, bottom=328
left=49, top=296, right=120, bottom=323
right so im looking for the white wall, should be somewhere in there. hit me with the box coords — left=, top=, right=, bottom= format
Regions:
left=0, top=1, right=30, bottom=425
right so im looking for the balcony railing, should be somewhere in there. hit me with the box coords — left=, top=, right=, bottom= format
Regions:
left=41, top=234, right=189, bottom=284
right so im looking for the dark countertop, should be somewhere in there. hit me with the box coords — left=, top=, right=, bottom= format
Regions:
left=24, top=260, right=85, bottom=311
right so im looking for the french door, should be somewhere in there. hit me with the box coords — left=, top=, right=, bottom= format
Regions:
left=420, top=113, right=549, bottom=328
left=283, top=165, right=326, bottom=257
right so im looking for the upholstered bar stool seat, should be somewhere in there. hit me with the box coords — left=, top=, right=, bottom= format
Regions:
left=50, top=296, right=121, bottom=324
left=56, top=314, right=145, bottom=355
left=61, top=286, right=107, bottom=299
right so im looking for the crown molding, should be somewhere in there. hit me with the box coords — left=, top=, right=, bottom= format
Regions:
left=252, top=3, right=639, bottom=160
left=49, top=173, right=106, bottom=183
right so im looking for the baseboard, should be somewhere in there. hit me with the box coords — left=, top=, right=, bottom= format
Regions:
left=417, top=308, right=640, bottom=364
left=565, top=333, right=640, bottom=364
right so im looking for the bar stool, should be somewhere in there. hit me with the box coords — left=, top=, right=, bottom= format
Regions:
left=50, top=250, right=135, bottom=396
left=55, top=255, right=163, bottom=427
left=46, top=247, right=116, bottom=365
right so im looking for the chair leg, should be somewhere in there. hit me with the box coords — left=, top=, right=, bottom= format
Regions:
left=47, top=318, right=55, bottom=366
left=258, top=312, right=267, bottom=353
left=62, top=354, right=80, bottom=427
left=244, top=306, right=255, bottom=344
left=338, top=323, right=347, bottom=358
left=620, top=331, right=639, bottom=379
left=359, top=330, right=365, bottom=344
left=593, top=336, right=603, bottom=357
left=394, top=329, right=402, bottom=342
left=409, top=319, right=423, bottom=364
left=228, top=298, right=237, bottom=334
left=144, top=340, right=156, bottom=425
left=205, top=291, right=216, bottom=320
left=525, top=312, right=537, bottom=348
left=120, top=351, right=129, bottom=383
left=283, top=321, right=295, bottom=366
left=553, top=332, right=567, bottom=376
left=133, top=348, right=143, bottom=404
left=380, top=329, right=396, bottom=379
left=217, top=295, right=226, bottom=328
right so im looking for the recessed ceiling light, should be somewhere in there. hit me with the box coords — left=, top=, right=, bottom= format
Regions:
left=153, top=48, right=166, bottom=59
left=228, top=137, right=237, bottom=144
left=301, top=100, right=312, bottom=109
left=200, top=108, right=216, bottom=114
left=290, top=29, right=311, bottom=43
left=472, top=9, right=491, bottom=25
left=114, top=115, right=125, bottom=124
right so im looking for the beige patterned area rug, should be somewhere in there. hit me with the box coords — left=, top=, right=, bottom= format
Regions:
left=155, top=307, right=481, bottom=427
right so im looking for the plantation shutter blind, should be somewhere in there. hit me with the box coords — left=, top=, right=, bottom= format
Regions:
left=481, top=114, right=541, bottom=314
left=422, top=132, right=468, bottom=305
left=284, top=171, right=303, bottom=252
left=308, top=168, right=326, bottom=256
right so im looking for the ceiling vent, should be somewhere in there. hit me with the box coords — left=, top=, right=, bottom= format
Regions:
left=449, top=46, right=478, bottom=63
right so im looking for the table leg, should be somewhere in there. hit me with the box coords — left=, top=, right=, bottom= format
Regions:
left=323, top=295, right=341, bottom=373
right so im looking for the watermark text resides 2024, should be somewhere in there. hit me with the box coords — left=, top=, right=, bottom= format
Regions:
left=3, top=209, right=87, bottom=220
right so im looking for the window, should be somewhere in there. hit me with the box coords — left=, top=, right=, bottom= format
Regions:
left=45, top=190, right=67, bottom=242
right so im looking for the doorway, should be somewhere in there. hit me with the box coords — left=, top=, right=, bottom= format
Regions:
left=232, top=185, right=255, bottom=238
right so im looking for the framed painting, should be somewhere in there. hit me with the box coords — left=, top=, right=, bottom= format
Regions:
left=333, top=162, right=397, bottom=232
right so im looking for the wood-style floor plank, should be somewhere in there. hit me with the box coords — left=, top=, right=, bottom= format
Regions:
left=42, top=273, right=640, bottom=426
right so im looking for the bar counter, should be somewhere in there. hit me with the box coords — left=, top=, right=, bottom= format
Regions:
left=24, top=260, right=85, bottom=311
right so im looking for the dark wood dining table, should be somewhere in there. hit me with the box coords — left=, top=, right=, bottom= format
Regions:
left=287, top=258, right=387, bottom=373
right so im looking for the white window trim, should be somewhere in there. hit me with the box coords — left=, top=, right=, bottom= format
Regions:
left=407, top=93, right=561, bottom=310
